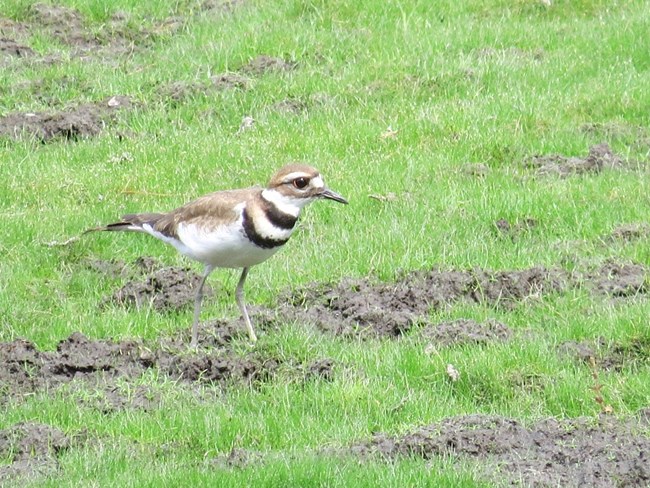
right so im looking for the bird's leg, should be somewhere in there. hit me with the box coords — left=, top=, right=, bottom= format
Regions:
left=191, top=265, right=213, bottom=348
left=235, top=267, right=257, bottom=343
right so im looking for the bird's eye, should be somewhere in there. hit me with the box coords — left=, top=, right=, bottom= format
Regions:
left=292, top=177, right=309, bottom=189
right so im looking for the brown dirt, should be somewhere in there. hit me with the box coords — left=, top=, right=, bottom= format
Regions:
left=525, top=143, right=629, bottom=176
left=107, top=265, right=213, bottom=312
left=16, top=3, right=157, bottom=57
left=0, top=422, right=73, bottom=481
left=421, top=319, right=513, bottom=347
left=493, top=217, right=538, bottom=239
left=95, top=259, right=646, bottom=341
left=608, top=223, right=650, bottom=242
left=0, top=37, right=34, bottom=59
left=0, top=331, right=279, bottom=405
left=587, top=261, right=648, bottom=297
left=239, top=54, right=297, bottom=75
left=559, top=336, right=650, bottom=371
left=160, top=73, right=249, bottom=104
left=349, top=412, right=650, bottom=487
left=277, top=267, right=568, bottom=338
left=0, top=95, right=131, bottom=142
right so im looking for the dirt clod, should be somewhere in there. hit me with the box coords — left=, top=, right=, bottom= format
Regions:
left=350, top=413, right=650, bottom=487
left=609, top=223, right=650, bottom=242
left=0, top=96, right=131, bottom=142
left=108, top=266, right=213, bottom=312
left=559, top=336, right=650, bottom=371
left=526, top=143, right=626, bottom=176
left=0, top=331, right=279, bottom=405
left=589, top=261, right=647, bottom=297
left=281, top=267, right=567, bottom=338
left=421, top=319, right=512, bottom=347
left=0, top=422, right=71, bottom=481
left=240, top=55, right=296, bottom=75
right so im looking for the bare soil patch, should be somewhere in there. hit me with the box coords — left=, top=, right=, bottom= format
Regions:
left=0, top=331, right=279, bottom=406
left=94, top=259, right=647, bottom=341
left=0, top=422, right=73, bottom=482
left=608, top=223, right=650, bottom=243
left=107, top=265, right=213, bottom=312
left=160, top=73, right=249, bottom=104
left=0, top=95, right=131, bottom=142
left=0, top=37, right=34, bottom=59
left=273, top=262, right=647, bottom=339
left=3, top=3, right=158, bottom=61
left=278, top=267, right=568, bottom=338
left=239, top=54, right=297, bottom=75
left=525, top=143, right=631, bottom=176
left=586, top=261, right=648, bottom=297
left=559, top=336, right=650, bottom=371
left=493, top=217, right=538, bottom=239
left=421, top=319, right=513, bottom=347
left=349, top=412, right=650, bottom=487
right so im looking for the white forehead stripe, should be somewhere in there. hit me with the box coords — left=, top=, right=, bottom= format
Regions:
left=282, top=171, right=315, bottom=182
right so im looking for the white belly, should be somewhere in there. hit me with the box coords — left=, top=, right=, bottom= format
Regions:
left=144, top=221, right=282, bottom=268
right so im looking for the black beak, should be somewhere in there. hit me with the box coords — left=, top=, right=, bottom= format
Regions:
left=320, top=188, right=348, bottom=204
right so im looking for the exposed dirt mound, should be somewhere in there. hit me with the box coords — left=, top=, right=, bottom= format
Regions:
left=0, top=95, right=131, bottom=142
left=493, top=217, right=538, bottom=239
left=107, top=265, right=213, bottom=312
left=587, top=261, right=647, bottom=297
left=608, top=223, right=650, bottom=242
left=0, top=37, right=34, bottom=59
left=280, top=267, right=567, bottom=338
left=239, top=55, right=297, bottom=75
left=0, top=331, right=280, bottom=405
left=525, top=143, right=627, bottom=176
left=559, top=336, right=650, bottom=371
left=24, top=3, right=154, bottom=55
left=0, top=422, right=72, bottom=481
left=421, top=319, right=513, bottom=347
left=349, top=413, right=650, bottom=487
left=273, top=262, right=647, bottom=339
left=161, top=73, right=249, bottom=104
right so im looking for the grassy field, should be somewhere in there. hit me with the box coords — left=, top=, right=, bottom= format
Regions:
left=1, top=0, right=649, bottom=486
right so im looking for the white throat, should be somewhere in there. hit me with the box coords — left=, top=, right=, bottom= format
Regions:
left=261, top=188, right=306, bottom=215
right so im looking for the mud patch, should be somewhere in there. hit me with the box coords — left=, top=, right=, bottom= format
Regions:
left=0, top=422, right=72, bottom=482
left=349, top=413, right=650, bottom=487
left=0, top=95, right=131, bottom=142
left=525, top=143, right=628, bottom=176
left=421, top=319, right=512, bottom=347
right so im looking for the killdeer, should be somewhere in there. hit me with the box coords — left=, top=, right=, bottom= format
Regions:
left=87, top=164, right=348, bottom=347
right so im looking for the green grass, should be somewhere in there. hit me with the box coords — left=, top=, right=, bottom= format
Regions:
left=1, top=0, right=649, bottom=485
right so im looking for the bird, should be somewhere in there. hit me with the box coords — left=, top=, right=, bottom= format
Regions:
left=86, top=164, right=348, bottom=348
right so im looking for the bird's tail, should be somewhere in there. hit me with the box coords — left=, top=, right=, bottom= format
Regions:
left=84, top=213, right=164, bottom=234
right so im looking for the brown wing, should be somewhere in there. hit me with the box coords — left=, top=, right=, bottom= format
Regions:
left=152, top=188, right=258, bottom=239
